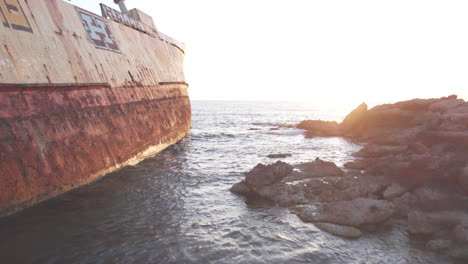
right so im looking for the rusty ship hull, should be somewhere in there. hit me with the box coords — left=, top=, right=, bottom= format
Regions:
left=0, top=0, right=190, bottom=216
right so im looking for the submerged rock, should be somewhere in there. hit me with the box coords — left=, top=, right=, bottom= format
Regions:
left=267, top=153, right=292, bottom=159
left=314, top=222, right=362, bottom=238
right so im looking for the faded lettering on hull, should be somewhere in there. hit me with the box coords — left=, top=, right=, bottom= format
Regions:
left=100, top=4, right=141, bottom=31
left=76, top=7, right=120, bottom=53
left=0, top=0, right=32, bottom=33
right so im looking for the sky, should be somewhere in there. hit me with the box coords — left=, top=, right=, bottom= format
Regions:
left=68, top=0, right=468, bottom=106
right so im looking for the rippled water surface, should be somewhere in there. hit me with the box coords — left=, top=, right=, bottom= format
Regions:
left=0, top=101, right=454, bottom=263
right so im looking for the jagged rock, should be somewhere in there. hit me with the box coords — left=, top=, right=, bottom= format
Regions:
left=267, top=153, right=292, bottom=159
left=297, top=120, right=342, bottom=137
left=302, top=174, right=387, bottom=203
left=340, top=103, right=367, bottom=133
left=426, top=239, right=451, bottom=252
left=314, top=222, right=362, bottom=238
left=245, top=161, right=293, bottom=187
left=230, top=181, right=253, bottom=195
left=293, top=198, right=394, bottom=227
left=294, top=158, right=343, bottom=179
left=382, top=183, right=408, bottom=199
left=428, top=98, right=465, bottom=112
left=394, top=98, right=439, bottom=111
left=255, top=182, right=309, bottom=206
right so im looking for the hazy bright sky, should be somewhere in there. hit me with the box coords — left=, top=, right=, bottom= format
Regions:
left=68, top=0, right=468, bottom=105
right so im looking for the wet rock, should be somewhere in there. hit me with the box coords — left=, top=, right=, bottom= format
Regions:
left=293, top=198, right=394, bottom=227
left=297, top=120, right=342, bottom=137
left=230, top=181, right=253, bottom=195
left=267, top=153, right=292, bottom=159
left=301, top=174, right=387, bottom=203
left=255, top=182, right=309, bottom=206
left=411, top=185, right=467, bottom=210
left=382, top=183, right=408, bottom=200
left=344, top=159, right=369, bottom=170
left=294, top=158, right=343, bottom=179
left=314, top=222, right=362, bottom=238
left=392, top=192, right=418, bottom=216
left=408, top=211, right=435, bottom=235
left=408, top=210, right=468, bottom=235
left=426, top=239, right=451, bottom=252
left=245, top=161, right=293, bottom=187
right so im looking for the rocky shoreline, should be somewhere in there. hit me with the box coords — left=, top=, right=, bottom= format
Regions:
left=231, top=95, right=468, bottom=260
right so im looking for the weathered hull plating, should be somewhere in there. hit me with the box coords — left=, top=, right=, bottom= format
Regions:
left=0, top=0, right=190, bottom=216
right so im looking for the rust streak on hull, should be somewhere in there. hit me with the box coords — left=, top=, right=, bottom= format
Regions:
left=0, top=0, right=190, bottom=216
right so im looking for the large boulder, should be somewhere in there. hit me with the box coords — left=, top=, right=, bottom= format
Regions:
left=293, top=198, right=394, bottom=227
left=340, top=103, right=367, bottom=134
left=391, top=192, right=418, bottom=216
left=255, top=182, right=309, bottom=206
left=244, top=161, right=293, bottom=187
left=292, top=158, right=344, bottom=179
left=382, top=183, right=408, bottom=199
left=297, top=120, right=342, bottom=137
left=230, top=181, right=253, bottom=195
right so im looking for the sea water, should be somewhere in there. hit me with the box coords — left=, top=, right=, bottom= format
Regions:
left=0, top=101, right=455, bottom=263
